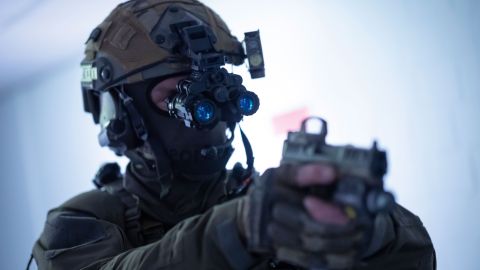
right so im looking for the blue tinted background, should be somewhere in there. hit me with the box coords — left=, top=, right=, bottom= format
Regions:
left=0, top=1, right=478, bottom=269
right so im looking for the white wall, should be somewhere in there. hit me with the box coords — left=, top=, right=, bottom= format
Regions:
left=0, top=61, right=125, bottom=269
left=0, top=1, right=478, bottom=269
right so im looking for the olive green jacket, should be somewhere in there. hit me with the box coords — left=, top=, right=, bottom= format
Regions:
left=32, top=175, right=435, bottom=270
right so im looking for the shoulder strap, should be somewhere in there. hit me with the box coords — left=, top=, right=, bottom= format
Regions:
left=108, top=182, right=144, bottom=246
left=57, top=189, right=125, bottom=228
left=93, top=162, right=144, bottom=246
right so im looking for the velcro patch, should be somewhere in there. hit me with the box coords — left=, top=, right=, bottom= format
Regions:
left=42, top=211, right=106, bottom=251
left=110, top=23, right=136, bottom=50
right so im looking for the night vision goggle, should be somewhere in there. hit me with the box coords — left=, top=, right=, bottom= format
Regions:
left=167, top=24, right=264, bottom=129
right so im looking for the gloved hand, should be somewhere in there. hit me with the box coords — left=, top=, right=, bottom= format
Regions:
left=237, top=164, right=368, bottom=269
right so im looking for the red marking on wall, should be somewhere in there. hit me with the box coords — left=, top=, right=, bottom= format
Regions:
left=272, top=107, right=309, bottom=135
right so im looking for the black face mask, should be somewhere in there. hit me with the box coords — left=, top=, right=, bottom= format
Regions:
left=124, top=79, right=234, bottom=179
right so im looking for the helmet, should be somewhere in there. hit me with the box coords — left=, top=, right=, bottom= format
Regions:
left=81, top=0, right=244, bottom=95
left=81, top=0, right=248, bottom=150
left=80, top=0, right=262, bottom=198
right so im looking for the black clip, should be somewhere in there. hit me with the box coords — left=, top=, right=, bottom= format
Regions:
left=93, top=163, right=122, bottom=188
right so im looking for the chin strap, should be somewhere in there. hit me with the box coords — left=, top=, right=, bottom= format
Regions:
left=239, top=125, right=254, bottom=176
left=225, top=124, right=256, bottom=198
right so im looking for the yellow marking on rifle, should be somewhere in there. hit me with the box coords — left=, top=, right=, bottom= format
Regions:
left=345, top=206, right=357, bottom=219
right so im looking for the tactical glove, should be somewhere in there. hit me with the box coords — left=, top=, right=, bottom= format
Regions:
left=237, top=164, right=368, bottom=269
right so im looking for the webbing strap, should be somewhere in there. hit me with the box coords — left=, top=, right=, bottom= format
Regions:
left=117, top=188, right=144, bottom=246
left=100, top=175, right=144, bottom=246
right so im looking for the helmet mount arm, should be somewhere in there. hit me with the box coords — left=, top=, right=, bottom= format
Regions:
left=165, top=24, right=261, bottom=130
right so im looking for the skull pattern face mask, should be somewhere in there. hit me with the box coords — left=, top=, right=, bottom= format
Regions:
left=125, top=77, right=234, bottom=178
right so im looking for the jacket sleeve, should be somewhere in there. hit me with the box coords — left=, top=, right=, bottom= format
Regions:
left=356, top=204, right=436, bottom=270
left=33, top=198, right=259, bottom=270
left=98, top=198, right=258, bottom=270
left=32, top=209, right=131, bottom=270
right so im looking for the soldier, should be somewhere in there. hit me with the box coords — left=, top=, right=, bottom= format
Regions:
left=31, top=0, right=435, bottom=269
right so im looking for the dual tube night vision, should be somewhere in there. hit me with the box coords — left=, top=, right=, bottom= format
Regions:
left=166, top=24, right=263, bottom=129
left=167, top=68, right=260, bottom=129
